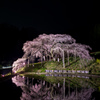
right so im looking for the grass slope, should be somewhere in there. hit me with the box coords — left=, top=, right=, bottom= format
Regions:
left=18, top=58, right=100, bottom=75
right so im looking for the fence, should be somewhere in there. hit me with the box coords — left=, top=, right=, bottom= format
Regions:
left=45, top=70, right=89, bottom=74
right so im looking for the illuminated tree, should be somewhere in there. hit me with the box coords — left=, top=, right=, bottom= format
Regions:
left=22, top=34, right=92, bottom=67
left=12, top=33, right=93, bottom=72
left=63, top=43, right=92, bottom=66
left=12, top=58, right=26, bottom=73
left=52, top=46, right=65, bottom=68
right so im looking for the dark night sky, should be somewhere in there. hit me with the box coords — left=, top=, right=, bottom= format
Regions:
left=0, top=0, right=68, bottom=33
left=0, top=0, right=100, bottom=63
left=0, top=0, right=94, bottom=32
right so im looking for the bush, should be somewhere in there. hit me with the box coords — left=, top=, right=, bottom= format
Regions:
left=96, top=59, right=100, bottom=64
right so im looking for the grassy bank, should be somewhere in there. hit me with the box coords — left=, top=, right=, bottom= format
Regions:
left=17, top=58, right=100, bottom=75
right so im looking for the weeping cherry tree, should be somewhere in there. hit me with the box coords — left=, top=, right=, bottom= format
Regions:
left=12, top=33, right=93, bottom=72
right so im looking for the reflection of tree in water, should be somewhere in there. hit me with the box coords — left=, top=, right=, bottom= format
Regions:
left=64, top=88, right=94, bottom=100
left=12, top=75, right=95, bottom=100
left=12, top=75, right=53, bottom=100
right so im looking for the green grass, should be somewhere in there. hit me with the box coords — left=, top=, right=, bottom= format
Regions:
left=19, top=62, right=46, bottom=73
left=16, top=55, right=100, bottom=75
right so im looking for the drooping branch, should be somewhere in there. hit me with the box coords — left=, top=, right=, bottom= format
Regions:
left=12, top=33, right=93, bottom=72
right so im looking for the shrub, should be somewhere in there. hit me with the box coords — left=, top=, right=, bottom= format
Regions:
left=96, top=59, right=100, bottom=64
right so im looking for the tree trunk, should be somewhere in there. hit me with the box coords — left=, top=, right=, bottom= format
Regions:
left=28, top=57, right=29, bottom=67
left=48, top=55, right=51, bottom=61
left=46, top=55, right=48, bottom=61
left=75, top=52, right=76, bottom=61
left=63, top=78, right=65, bottom=100
left=49, top=56, right=51, bottom=61
left=80, top=58, right=84, bottom=68
left=76, top=85, right=77, bottom=99
left=74, top=49, right=76, bottom=61
left=68, top=52, right=69, bottom=65
left=80, top=59, right=83, bottom=67
left=41, top=55, right=43, bottom=67
left=58, top=58, right=59, bottom=62
left=62, top=50, right=65, bottom=68
left=68, top=80, right=70, bottom=96
left=53, top=57, right=55, bottom=61
left=43, top=56, right=45, bottom=61
left=57, top=54, right=60, bottom=62
left=41, top=42, right=43, bottom=67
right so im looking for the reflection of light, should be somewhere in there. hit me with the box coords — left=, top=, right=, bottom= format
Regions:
left=2, top=74, right=5, bottom=77
left=2, top=66, right=12, bottom=69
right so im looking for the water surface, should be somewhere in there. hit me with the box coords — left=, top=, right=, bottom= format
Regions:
left=10, top=74, right=100, bottom=100
left=0, top=67, right=100, bottom=100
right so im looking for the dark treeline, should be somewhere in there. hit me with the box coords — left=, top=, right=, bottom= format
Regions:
left=0, top=23, right=100, bottom=65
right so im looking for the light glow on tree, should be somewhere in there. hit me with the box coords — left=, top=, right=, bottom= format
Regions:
left=12, top=33, right=93, bottom=72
